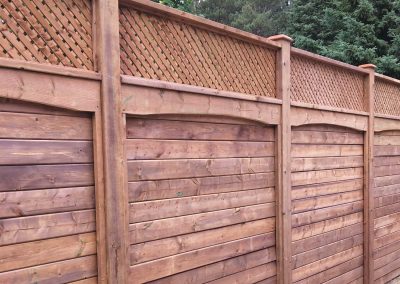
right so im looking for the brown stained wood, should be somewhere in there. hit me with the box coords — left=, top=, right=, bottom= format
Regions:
left=129, top=233, right=275, bottom=283
left=129, top=172, right=275, bottom=202
left=292, top=130, right=363, bottom=145
left=69, top=277, right=98, bottom=284
left=127, top=157, right=275, bottom=181
left=375, top=202, right=400, bottom=218
left=0, top=186, right=95, bottom=218
left=374, top=174, right=400, bottom=188
left=375, top=267, right=400, bottom=284
left=126, top=139, right=274, bottom=159
left=375, top=145, right=400, bottom=157
left=374, top=257, right=400, bottom=280
left=374, top=222, right=400, bottom=239
left=374, top=230, right=400, bottom=250
left=0, top=140, right=93, bottom=165
left=121, top=85, right=281, bottom=125
left=292, top=124, right=361, bottom=133
left=130, top=218, right=275, bottom=264
left=375, top=135, right=400, bottom=146
left=324, top=267, right=363, bottom=284
left=0, top=209, right=95, bottom=246
left=292, top=222, right=363, bottom=255
left=374, top=248, right=400, bottom=270
left=126, top=117, right=275, bottom=141
left=0, top=255, right=97, bottom=283
left=375, top=212, right=400, bottom=228
left=374, top=156, right=400, bottom=167
left=291, top=168, right=363, bottom=187
left=129, top=188, right=274, bottom=223
left=291, top=144, right=363, bottom=158
left=291, top=156, right=364, bottom=172
left=0, top=164, right=94, bottom=191
left=0, top=112, right=92, bottom=140
left=374, top=183, right=400, bottom=198
left=374, top=192, right=400, bottom=208
left=292, top=201, right=363, bottom=227
left=0, top=68, right=100, bottom=112
left=0, top=232, right=96, bottom=272
left=375, top=117, right=400, bottom=132
left=129, top=203, right=276, bottom=244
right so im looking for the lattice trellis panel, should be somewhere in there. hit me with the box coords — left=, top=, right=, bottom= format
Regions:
left=291, top=55, right=366, bottom=111
left=119, top=8, right=277, bottom=97
left=0, top=0, right=94, bottom=70
left=375, top=79, right=400, bottom=116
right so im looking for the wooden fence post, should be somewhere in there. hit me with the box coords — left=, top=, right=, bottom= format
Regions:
left=360, top=64, right=376, bottom=284
left=94, top=0, right=129, bottom=283
left=268, top=34, right=293, bottom=284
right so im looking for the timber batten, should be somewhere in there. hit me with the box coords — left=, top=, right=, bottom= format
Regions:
left=0, top=0, right=400, bottom=283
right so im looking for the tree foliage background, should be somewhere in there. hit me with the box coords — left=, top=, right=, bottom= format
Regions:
left=152, top=0, right=400, bottom=79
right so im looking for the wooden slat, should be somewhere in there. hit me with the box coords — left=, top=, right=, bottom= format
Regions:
left=374, top=212, right=400, bottom=228
left=374, top=156, right=400, bottom=167
left=374, top=257, right=400, bottom=280
left=374, top=239, right=400, bottom=259
left=292, top=168, right=363, bottom=187
left=324, top=267, right=363, bottom=284
left=374, top=248, right=400, bottom=270
left=291, top=156, right=363, bottom=172
left=375, top=202, right=400, bottom=218
left=0, top=209, right=95, bottom=246
left=291, top=144, right=363, bottom=158
left=375, top=145, right=400, bottom=156
left=129, top=187, right=274, bottom=223
left=129, top=203, right=275, bottom=244
left=374, top=221, right=400, bottom=239
left=126, top=139, right=274, bottom=159
left=374, top=135, right=400, bottom=146
left=375, top=164, right=400, bottom=177
left=128, top=172, right=274, bottom=202
left=0, top=186, right=95, bottom=218
left=375, top=192, right=400, bottom=208
left=374, top=183, right=400, bottom=197
left=374, top=174, right=400, bottom=187
left=126, top=118, right=274, bottom=141
left=292, top=130, right=363, bottom=145
left=375, top=230, right=400, bottom=250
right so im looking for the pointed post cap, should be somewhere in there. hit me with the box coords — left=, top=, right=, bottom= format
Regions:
left=267, top=34, right=293, bottom=43
left=359, top=64, right=376, bottom=70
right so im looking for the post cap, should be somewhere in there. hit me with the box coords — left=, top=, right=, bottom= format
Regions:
left=267, top=34, right=293, bottom=43
left=359, top=64, right=376, bottom=70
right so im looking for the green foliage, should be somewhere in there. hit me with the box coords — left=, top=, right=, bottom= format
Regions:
left=152, top=0, right=194, bottom=12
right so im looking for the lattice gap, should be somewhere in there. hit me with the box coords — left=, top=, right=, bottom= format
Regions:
left=0, top=0, right=93, bottom=70
left=375, top=79, right=400, bottom=116
left=119, top=7, right=277, bottom=97
left=291, top=55, right=366, bottom=111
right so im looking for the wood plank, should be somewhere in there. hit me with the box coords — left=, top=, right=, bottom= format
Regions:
left=126, top=139, right=274, bottom=159
left=292, top=130, right=363, bottom=145
left=375, top=267, right=400, bottom=283
left=374, top=257, right=400, bottom=280
left=127, top=157, right=275, bottom=181
left=291, top=144, right=363, bottom=158
left=375, top=145, right=400, bottom=156
left=292, top=222, right=363, bottom=255
left=374, top=174, right=400, bottom=188
left=0, top=209, right=95, bottom=246
left=129, top=233, right=275, bottom=283
left=375, top=248, right=400, bottom=270
left=129, top=172, right=275, bottom=202
left=375, top=212, right=400, bottom=228
left=374, top=221, right=400, bottom=238
left=374, top=239, right=400, bottom=259
left=129, top=187, right=274, bottom=223
left=130, top=218, right=275, bottom=264
left=291, top=156, right=364, bottom=172
left=292, top=168, right=363, bottom=187
left=374, top=156, right=400, bottom=167
left=0, top=255, right=97, bottom=283
left=0, top=186, right=95, bottom=218
left=0, top=112, right=92, bottom=140
left=129, top=203, right=275, bottom=244
left=69, top=277, right=98, bottom=284
left=292, top=190, right=363, bottom=213
left=292, top=212, right=363, bottom=241
left=375, top=164, right=400, bottom=177
left=126, top=117, right=274, bottom=141
left=0, top=232, right=96, bottom=272
left=292, top=201, right=363, bottom=227
left=374, top=183, right=400, bottom=197
left=293, top=125, right=360, bottom=133
left=324, top=267, right=363, bottom=284
left=375, top=202, right=400, bottom=218
left=375, top=230, right=400, bottom=249
left=0, top=164, right=94, bottom=191
left=375, top=135, right=400, bottom=146
left=375, top=192, right=400, bottom=208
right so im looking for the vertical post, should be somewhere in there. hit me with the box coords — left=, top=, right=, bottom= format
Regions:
left=268, top=34, right=293, bottom=284
left=95, top=1, right=129, bottom=283
left=359, top=64, right=376, bottom=284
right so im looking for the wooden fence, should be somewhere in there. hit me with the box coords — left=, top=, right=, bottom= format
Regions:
left=1, top=0, right=400, bottom=283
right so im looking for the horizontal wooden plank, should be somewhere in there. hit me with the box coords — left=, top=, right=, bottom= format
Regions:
left=292, top=179, right=363, bottom=200
left=375, top=202, right=400, bottom=218
left=0, top=209, right=95, bottom=246
left=292, top=234, right=363, bottom=269
left=69, top=277, right=98, bottom=284
left=375, top=221, right=400, bottom=239
left=0, top=255, right=97, bottom=283
left=129, top=172, right=275, bottom=202
left=292, top=201, right=363, bottom=228
left=129, top=233, right=275, bottom=283
left=374, top=183, right=400, bottom=198
left=291, top=156, right=364, bottom=172
left=147, top=248, right=275, bottom=284
left=293, top=125, right=360, bottom=133
left=374, top=256, right=400, bottom=280
left=292, top=212, right=363, bottom=241
left=375, top=135, right=400, bottom=146
left=374, top=156, right=400, bottom=167
left=375, top=192, right=400, bottom=208
left=324, top=267, right=363, bottom=284
left=0, top=186, right=95, bottom=218
left=374, top=174, right=400, bottom=188
left=129, top=114, right=263, bottom=125
left=294, top=256, right=363, bottom=284
left=375, top=230, right=400, bottom=250
left=375, top=164, right=400, bottom=177
left=292, top=245, right=363, bottom=282
left=130, top=218, right=275, bottom=264
left=375, top=267, right=400, bottom=284
left=292, top=130, right=363, bottom=145
left=375, top=248, right=400, bottom=270
left=292, top=190, right=363, bottom=213
left=0, top=164, right=94, bottom=191
left=292, top=168, right=363, bottom=187
left=0, top=112, right=92, bottom=140
left=0, top=140, right=93, bottom=165
left=126, top=139, right=274, bottom=160
left=208, top=262, right=276, bottom=284
left=129, top=203, right=275, bottom=244
left=374, top=239, right=400, bottom=260
left=292, top=222, right=363, bottom=255
left=375, top=145, right=400, bottom=156
left=127, top=157, right=274, bottom=181
left=129, top=187, right=274, bottom=223
left=0, top=232, right=96, bottom=272
left=254, top=276, right=277, bottom=284
left=126, top=118, right=274, bottom=141
left=291, top=144, right=363, bottom=158
left=375, top=212, right=400, bottom=228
